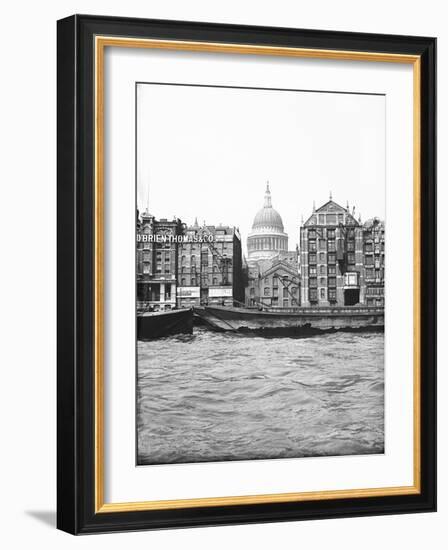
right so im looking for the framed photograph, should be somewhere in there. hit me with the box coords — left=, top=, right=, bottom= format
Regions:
left=57, top=15, right=436, bottom=534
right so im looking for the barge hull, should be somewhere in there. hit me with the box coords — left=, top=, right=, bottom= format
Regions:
left=137, top=308, right=193, bottom=340
left=193, top=306, right=384, bottom=334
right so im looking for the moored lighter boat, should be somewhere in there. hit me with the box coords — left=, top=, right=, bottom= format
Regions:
left=193, top=305, right=384, bottom=334
left=137, top=308, right=194, bottom=340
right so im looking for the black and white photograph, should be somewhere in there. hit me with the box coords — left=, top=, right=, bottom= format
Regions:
left=50, top=7, right=437, bottom=539
left=136, top=82, right=386, bottom=465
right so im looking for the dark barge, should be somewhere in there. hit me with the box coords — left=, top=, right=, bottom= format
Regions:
left=137, top=308, right=193, bottom=340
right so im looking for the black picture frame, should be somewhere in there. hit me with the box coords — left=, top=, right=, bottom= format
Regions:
left=57, top=14, right=436, bottom=534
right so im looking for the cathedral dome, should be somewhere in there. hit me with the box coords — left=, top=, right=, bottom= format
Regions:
left=247, top=183, right=288, bottom=264
left=251, top=183, right=284, bottom=232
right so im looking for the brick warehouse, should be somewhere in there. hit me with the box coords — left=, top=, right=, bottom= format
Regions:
left=136, top=210, right=244, bottom=310
left=136, top=209, right=183, bottom=311
left=177, top=219, right=245, bottom=308
left=300, top=197, right=384, bottom=307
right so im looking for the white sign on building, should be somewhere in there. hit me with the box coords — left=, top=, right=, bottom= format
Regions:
left=176, top=287, right=200, bottom=298
left=209, top=287, right=233, bottom=298
left=344, top=272, right=359, bottom=287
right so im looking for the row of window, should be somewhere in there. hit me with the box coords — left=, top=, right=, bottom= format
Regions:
left=180, top=266, right=222, bottom=273
left=180, top=254, right=230, bottom=264
left=308, top=228, right=335, bottom=239
left=309, top=240, right=335, bottom=252
left=365, top=255, right=385, bottom=267
left=309, top=277, right=337, bottom=288
left=263, top=287, right=298, bottom=297
left=365, top=268, right=385, bottom=280
left=366, top=298, right=384, bottom=306
left=140, top=253, right=173, bottom=264
left=309, top=252, right=325, bottom=263
left=309, top=265, right=337, bottom=276
left=179, top=244, right=232, bottom=254
left=308, top=239, right=356, bottom=253
left=364, top=230, right=385, bottom=240
left=309, top=213, right=352, bottom=226
left=309, top=252, right=337, bottom=264
left=138, top=242, right=174, bottom=250
left=140, top=262, right=230, bottom=277
left=364, top=242, right=385, bottom=253
left=366, top=287, right=385, bottom=295
left=307, top=227, right=357, bottom=239
left=309, top=288, right=337, bottom=302
left=142, top=265, right=172, bottom=275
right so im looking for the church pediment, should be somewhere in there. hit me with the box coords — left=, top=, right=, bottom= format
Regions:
left=263, top=261, right=298, bottom=278
left=316, top=200, right=346, bottom=213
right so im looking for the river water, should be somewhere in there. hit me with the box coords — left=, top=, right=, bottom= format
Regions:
left=137, top=329, right=384, bottom=465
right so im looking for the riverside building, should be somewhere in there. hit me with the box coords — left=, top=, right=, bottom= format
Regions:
left=299, top=196, right=385, bottom=307
left=362, top=218, right=385, bottom=307
left=177, top=220, right=245, bottom=308
left=246, top=184, right=300, bottom=309
left=136, top=212, right=245, bottom=309
left=246, top=250, right=301, bottom=309
left=136, top=210, right=183, bottom=311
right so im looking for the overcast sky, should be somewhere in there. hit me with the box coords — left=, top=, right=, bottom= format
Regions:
left=137, top=83, right=385, bottom=253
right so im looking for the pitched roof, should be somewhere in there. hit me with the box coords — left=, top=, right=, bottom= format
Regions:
left=303, top=199, right=359, bottom=227
left=315, top=199, right=346, bottom=213
left=262, top=260, right=299, bottom=279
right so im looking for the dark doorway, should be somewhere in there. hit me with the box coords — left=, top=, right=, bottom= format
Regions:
left=201, top=288, right=209, bottom=305
left=344, top=288, right=359, bottom=306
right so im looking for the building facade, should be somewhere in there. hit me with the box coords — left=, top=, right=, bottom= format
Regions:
left=362, top=218, right=385, bottom=307
left=176, top=221, right=244, bottom=308
left=136, top=210, right=183, bottom=311
left=136, top=213, right=245, bottom=310
left=300, top=198, right=385, bottom=307
left=246, top=250, right=300, bottom=309
left=136, top=198, right=384, bottom=312
left=247, top=183, right=289, bottom=264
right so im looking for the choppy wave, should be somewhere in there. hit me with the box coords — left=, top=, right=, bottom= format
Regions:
left=137, top=329, right=384, bottom=464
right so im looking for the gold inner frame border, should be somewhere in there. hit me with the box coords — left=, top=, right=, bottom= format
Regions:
left=94, top=35, right=421, bottom=513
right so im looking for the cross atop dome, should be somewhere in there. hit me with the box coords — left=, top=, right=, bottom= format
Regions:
left=264, top=181, right=272, bottom=208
